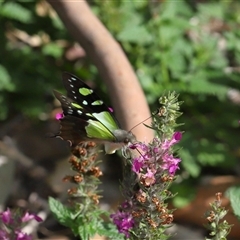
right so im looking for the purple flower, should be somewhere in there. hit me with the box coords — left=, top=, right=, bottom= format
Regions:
left=121, top=201, right=132, bottom=209
left=1, top=208, right=12, bottom=224
left=55, top=112, right=63, bottom=120
left=162, top=153, right=181, bottom=175
left=132, top=157, right=144, bottom=173
left=140, top=168, right=157, bottom=186
left=0, top=209, right=42, bottom=240
left=131, top=132, right=182, bottom=177
left=138, top=143, right=149, bottom=152
left=0, top=230, right=8, bottom=240
left=145, top=168, right=156, bottom=178
left=168, top=163, right=180, bottom=175
left=111, top=211, right=134, bottom=238
left=15, top=231, right=32, bottom=240
left=21, top=212, right=42, bottom=223
left=162, top=132, right=182, bottom=150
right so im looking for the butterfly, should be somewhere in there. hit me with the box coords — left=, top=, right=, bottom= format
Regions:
left=53, top=72, right=136, bottom=154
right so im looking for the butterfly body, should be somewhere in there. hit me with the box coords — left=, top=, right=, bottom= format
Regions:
left=54, top=72, right=136, bottom=154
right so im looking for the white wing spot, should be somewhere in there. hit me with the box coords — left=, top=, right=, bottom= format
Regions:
left=74, top=96, right=77, bottom=99
left=82, top=100, right=88, bottom=105
left=72, top=91, right=75, bottom=94
left=71, top=77, right=77, bottom=81
left=70, top=84, right=74, bottom=88
left=68, top=79, right=72, bottom=82
left=77, top=110, right=82, bottom=115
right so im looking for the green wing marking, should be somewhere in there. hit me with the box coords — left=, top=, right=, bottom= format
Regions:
left=92, top=111, right=119, bottom=132
left=79, top=87, right=93, bottom=96
left=85, top=111, right=119, bottom=140
left=86, top=119, right=115, bottom=140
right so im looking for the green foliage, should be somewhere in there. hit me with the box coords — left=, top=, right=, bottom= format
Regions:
left=91, top=0, right=240, bottom=202
left=1, top=0, right=240, bottom=206
left=49, top=197, right=122, bottom=240
left=172, top=180, right=196, bottom=208
left=42, top=42, right=63, bottom=58
left=0, top=1, right=70, bottom=119
left=48, top=197, right=73, bottom=227
left=0, top=65, right=14, bottom=91
left=226, top=186, right=240, bottom=221
left=0, top=2, right=33, bottom=23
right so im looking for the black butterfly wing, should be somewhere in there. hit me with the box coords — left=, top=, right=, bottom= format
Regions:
left=62, top=73, right=116, bottom=118
left=54, top=72, right=121, bottom=146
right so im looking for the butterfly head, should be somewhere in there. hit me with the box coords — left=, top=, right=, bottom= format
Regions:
left=103, top=129, right=136, bottom=154
left=112, top=129, right=136, bottom=144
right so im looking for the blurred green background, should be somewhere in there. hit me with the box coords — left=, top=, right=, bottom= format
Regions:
left=1, top=0, right=240, bottom=207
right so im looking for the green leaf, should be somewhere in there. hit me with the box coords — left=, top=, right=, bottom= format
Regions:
left=198, top=2, right=224, bottom=19
left=171, top=181, right=196, bottom=208
left=42, top=43, right=63, bottom=58
left=180, top=149, right=201, bottom=177
left=98, top=223, right=125, bottom=240
left=225, top=186, right=240, bottom=220
left=0, top=2, right=32, bottom=23
left=117, top=13, right=152, bottom=44
left=188, top=76, right=228, bottom=98
left=118, top=24, right=152, bottom=44
left=160, top=0, right=193, bottom=20
left=51, top=16, right=64, bottom=30
left=49, top=197, right=123, bottom=239
left=77, top=223, right=90, bottom=240
left=0, top=65, right=14, bottom=91
left=48, top=197, right=73, bottom=226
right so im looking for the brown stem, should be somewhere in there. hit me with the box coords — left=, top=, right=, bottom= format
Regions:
left=48, top=0, right=154, bottom=142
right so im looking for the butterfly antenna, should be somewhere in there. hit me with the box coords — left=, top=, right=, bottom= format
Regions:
left=129, top=111, right=158, bottom=132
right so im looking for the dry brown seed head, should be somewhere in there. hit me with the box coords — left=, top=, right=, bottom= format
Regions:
left=92, top=194, right=100, bottom=205
left=78, top=147, right=87, bottom=155
left=140, top=174, right=155, bottom=187
left=136, top=191, right=147, bottom=203
left=68, top=187, right=77, bottom=195
left=147, top=217, right=158, bottom=228
left=152, top=197, right=160, bottom=205
left=87, top=141, right=96, bottom=148
left=163, top=214, right=174, bottom=224
left=62, top=175, right=72, bottom=182
left=82, top=160, right=88, bottom=167
left=69, top=156, right=78, bottom=164
left=132, top=210, right=141, bottom=218
left=90, top=167, right=102, bottom=177
left=215, top=192, right=222, bottom=202
left=73, top=175, right=83, bottom=183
